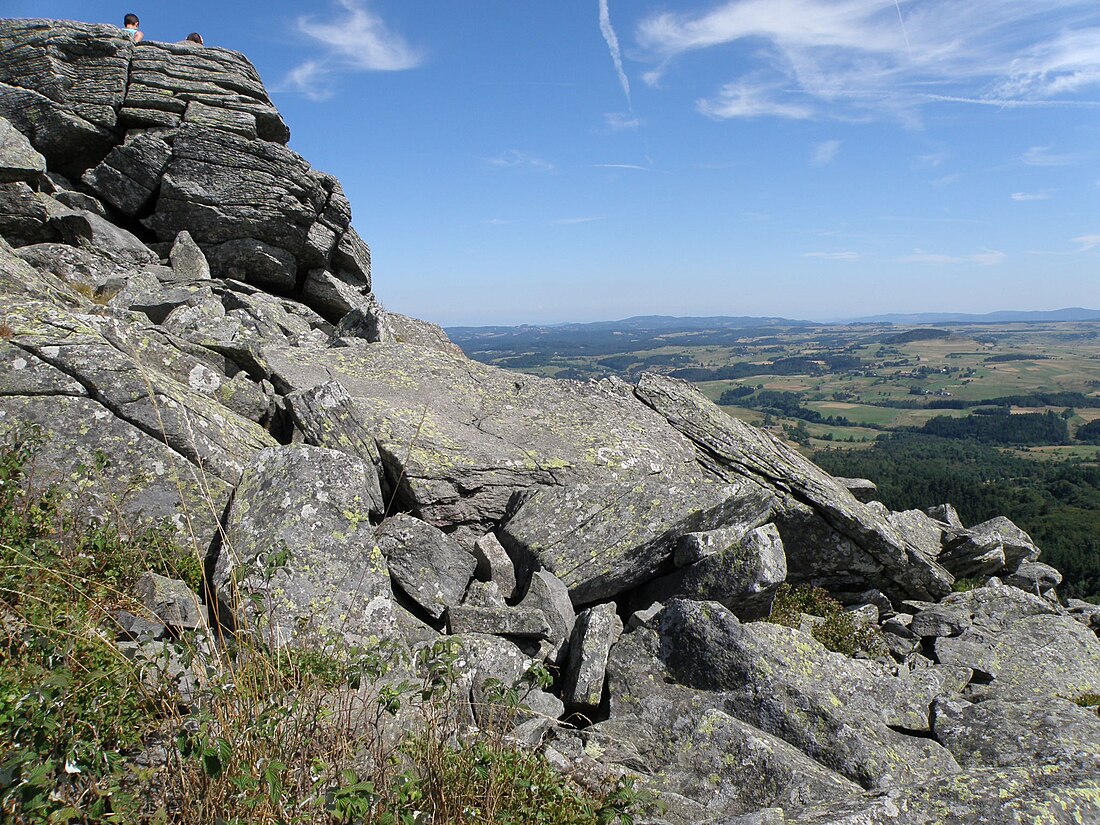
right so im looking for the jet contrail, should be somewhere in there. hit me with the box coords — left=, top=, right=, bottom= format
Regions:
left=599, top=0, right=632, bottom=109
left=894, top=0, right=911, bottom=56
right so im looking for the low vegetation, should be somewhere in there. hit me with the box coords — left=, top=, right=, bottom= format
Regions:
left=0, top=428, right=646, bottom=824
left=766, top=583, right=888, bottom=659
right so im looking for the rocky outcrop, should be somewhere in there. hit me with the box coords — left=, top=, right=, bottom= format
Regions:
left=2, top=19, right=1098, bottom=825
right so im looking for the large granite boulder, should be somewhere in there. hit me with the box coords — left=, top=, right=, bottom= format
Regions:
left=214, top=444, right=394, bottom=646
left=260, top=341, right=705, bottom=538
left=500, top=476, right=775, bottom=605
left=634, top=373, right=953, bottom=603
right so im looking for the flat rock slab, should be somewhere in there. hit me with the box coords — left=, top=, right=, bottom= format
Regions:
left=932, top=695, right=1100, bottom=768
left=500, top=476, right=775, bottom=605
left=261, top=341, right=705, bottom=535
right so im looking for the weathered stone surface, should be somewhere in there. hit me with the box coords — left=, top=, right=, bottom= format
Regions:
left=0, top=182, right=63, bottom=246
left=932, top=695, right=1100, bottom=768
left=216, top=444, right=394, bottom=646
left=768, top=764, right=1100, bottom=824
left=124, top=41, right=288, bottom=143
left=16, top=242, right=135, bottom=292
left=620, top=599, right=960, bottom=789
left=471, top=532, right=518, bottom=600
left=135, top=572, right=205, bottom=630
left=634, top=373, right=952, bottom=602
left=564, top=603, right=623, bottom=709
left=51, top=207, right=158, bottom=265
left=260, top=342, right=704, bottom=536
left=0, top=20, right=129, bottom=176
left=0, top=115, right=46, bottom=182
left=501, top=476, right=775, bottom=605
left=834, top=477, right=876, bottom=503
left=2, top=298, right=275, bottom=485
left=1004, top=560, right=1062, bottom=596
left=885, top=509, right=945, bottom=559
left=301, top=267, right=371, bottom=321
left=910, top=604, right=971, bottom=639
left=168, top=230, right=211, bottom=280
left=637, top=523, right=786, bottom=620
left=82, top=132, right=172, bottom=216
left=206, top=237, right=297, bottom=291
left=939, top=515, right=1041, bottom=579
left=517, top=569, right=576, bottom=663
left=925, top=502, right=964, bottom=529
left=374, top=513, right=476, bottom=621
left=447, top=603, right=551, bottom=639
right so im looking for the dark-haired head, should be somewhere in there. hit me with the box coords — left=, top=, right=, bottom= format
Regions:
left=186, top=32, right=203, bottom=45
left=124, top=13, right=140, bottom=27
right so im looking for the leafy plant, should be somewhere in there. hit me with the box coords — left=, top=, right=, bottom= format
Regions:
left=767, top=582, right=889, bottom=658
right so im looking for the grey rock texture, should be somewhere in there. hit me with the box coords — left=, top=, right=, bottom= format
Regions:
left=634, top=373, right=953, bottom=603
left=3, top=21, right=1099, bottom=825
left=215, top=444, right=394, bottom=646
left=501, top=476, right=775, bottom=605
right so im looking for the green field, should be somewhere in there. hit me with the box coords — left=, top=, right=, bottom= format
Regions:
left=453, top=319, right=1100, bottom=457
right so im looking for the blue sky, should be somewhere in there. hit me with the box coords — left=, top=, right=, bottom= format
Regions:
left=9, top=2, right=1100, bottom=325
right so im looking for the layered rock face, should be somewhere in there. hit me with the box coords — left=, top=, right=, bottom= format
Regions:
left=1, top=19, right=1098, bottom=824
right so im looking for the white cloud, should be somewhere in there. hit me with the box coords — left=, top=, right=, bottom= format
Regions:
left=812, top=139, right=842, bottom=165
left=604, top=112, right=641, bottom=130
left=599, top=0, right=632, bottom=108
left=286, top=0, right=422, bottom=97
left=635, top=1, right=1100, bottom=122
left=899, top=248, right=1006, bottom=265
left=552, top=217, right=604, bottom=225
left=1021, top=146, right=1081, bottom=167
left=804, top=251, right=860, bottom=260
left=486, top=150, right=556, bottom=172
left=1011, top=191, right=1050, bottom=202
left=281, top=60, right=335, bottom=101
left=1073, top=234, right=1100, bottom=251
left=698, top=77, right=813, bottom=120
left=593, top=163, right=649, bottom=170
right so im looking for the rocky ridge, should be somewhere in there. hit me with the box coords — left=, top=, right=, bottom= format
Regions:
left=1, top=18, right=1098, bottom=824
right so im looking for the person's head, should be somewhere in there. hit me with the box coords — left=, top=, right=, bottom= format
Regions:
left=185, top=32, right=203, bottom=45
left=123, top=13, right=140, bottom=29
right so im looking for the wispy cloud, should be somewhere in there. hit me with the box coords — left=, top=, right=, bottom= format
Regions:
left=285, top=0, right=422, bottom=98
left=804, top=250, right=860, bottom=260
left=1021, top=146, right=1081, bottom=167
left=635, top=1, right=1100, bottom=123
left=1073, top=234, right=1100, bottom=251
left=1011, top=191, right=1051, bottom=201
left=812, top=139, right=842, bottom=166
left=552, top=216, right=604, bottom=225
left=599, top=0, right=632, bottom=109
left=899, top=248, right=1007, bottom=265
left=593, top=163, right=649, bottom=170
left=486, top=150, right=556, bottom=172
left=604, top=112, right=641, bottom=130
left=698, top=77, right=813, bottom=119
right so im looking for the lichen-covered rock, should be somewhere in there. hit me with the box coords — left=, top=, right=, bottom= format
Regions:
left=563, top=603, right=623, bottom=709
left=939, top=515, right=1041, bottom=579
left=931, top=695, right=1100, bottom=768
left=636, top=523, right=786, bottom=620
left=501, top=477, right=775, bottom=605
left=620, top=599, right=961, bottom=789
left=215, top=444, right=394, bottom=646
left=0, top=19, right=130, bottom=176
left=0, top=115, right=46, bottom=182
left=634, top=373, right=953, bottom=603
left=135, top=572, right=206, bottom=631
left=374, top=513, right=476, bottom=621
left=260, top=341, right=704, bottom=537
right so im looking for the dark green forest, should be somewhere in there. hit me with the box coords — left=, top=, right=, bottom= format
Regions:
left=815, top=434, right=1100, bottom=600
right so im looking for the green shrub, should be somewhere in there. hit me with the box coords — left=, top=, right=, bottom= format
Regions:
left=767, top=583, right=889, bottom=658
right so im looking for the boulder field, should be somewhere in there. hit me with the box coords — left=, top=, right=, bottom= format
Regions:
left=1, top=18, right=1098, bottom=824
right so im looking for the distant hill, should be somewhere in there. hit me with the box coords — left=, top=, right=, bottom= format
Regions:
left=446, top=314, right=814, bottom=337
left=848, top=307, right=1100, bottom=324
left=882, top=328, right=954, bottom=344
